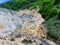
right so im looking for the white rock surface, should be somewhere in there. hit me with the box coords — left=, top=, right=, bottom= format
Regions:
left=0, top=8, right=22, bottom=37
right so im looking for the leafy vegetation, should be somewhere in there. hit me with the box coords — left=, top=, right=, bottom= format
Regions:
left=45, top=18, right=60, bottom=38
left=10, top=37, right=15, bottom=41
left=0, top=0, right=60, bottom=20
left=0, top=0, right=37, bottom=10
left=21, top=39, right=32, bottom=44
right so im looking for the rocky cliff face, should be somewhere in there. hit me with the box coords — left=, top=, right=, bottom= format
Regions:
left=0, top=8, right=22, bottom=37
left=18, top=9, right=47, bottom=38
left=0, top=8, right=47, bottom=38
left=0, top=8, right=57, bottom=45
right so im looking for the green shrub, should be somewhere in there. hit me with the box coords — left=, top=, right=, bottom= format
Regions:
left=39, top=0, right=54, bottom=20
left=57, top=9, right=60, bottom=19
left=21, top=39, right=32, bottom=44
left=45, top=18, right=60, bottom=38
left=27, top=39, right=32, bottom=43
left=21, top=39, right=27, bottom=43
left=10, top=37, right=15, bottom=41
left=54, top=0, right=60, bottom=5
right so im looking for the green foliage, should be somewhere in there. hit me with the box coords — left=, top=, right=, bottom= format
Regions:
left=22, top=2, right=42, bottom=9
left=54, top=0, right=60, bottom=5
left=0, top=1, right=20, bottom=10
left=0, top=0, right=36, bottom=10
left=39, top=43, right=44, bottom=45
left=21, top=39, right=32, bottom=44
left=22, top=0, right=43, bottom=9
left=0, top=0, right=60, bottom=20
left=21, top=39, right=27, bottom=43
left=28, top=39, right=32, bottom=43
left=45, top=18, right=60, bottom=38
left=57, top=10, right=60, bottom=19
left=39, top=0, right=55, bottom=20
left=10, top=37, right=15, bottom=41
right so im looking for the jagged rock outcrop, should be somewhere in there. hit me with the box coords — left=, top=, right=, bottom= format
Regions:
left=0, top=8, right=47, bottom=38
left=0, top=8, right=22, bottom=37
left=0, top=8, right=57, bottom=45
left=18, top=9, right=47, bottom=38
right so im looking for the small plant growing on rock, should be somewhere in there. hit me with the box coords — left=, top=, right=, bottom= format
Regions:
left=21, top=39, right=32, bottom=45
left=39, top=43, right=44, bottom=45
left=10, top=37, right=15, bottom=41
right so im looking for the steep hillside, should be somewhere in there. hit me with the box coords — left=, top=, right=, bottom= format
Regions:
left=0, top=8, right=57, bottom=45
left=0, top=0, right=60, bottom=44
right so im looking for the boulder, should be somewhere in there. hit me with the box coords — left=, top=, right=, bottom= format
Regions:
left=18, top=9, right=47, bottom=38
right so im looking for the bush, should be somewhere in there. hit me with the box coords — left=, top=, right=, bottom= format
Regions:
left=54, top=0, right=60, bottom=5
left=57, top=9, right=60, bottom=19
left=10, top=37, right=15, bottom=41
left=45, top=18, right=60, bottom=38
left=27, top=39, right=32, bottom=43
left=39, top=0, right=54, bottom=20
left=21, top=39, right=32, bottom=44
left=21, top=39, right=27, bottom=43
